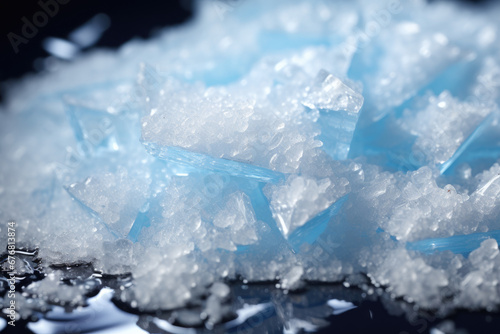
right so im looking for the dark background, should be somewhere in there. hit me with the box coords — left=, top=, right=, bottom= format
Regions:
left=0, top=0, right=488, bottom=85
left=0, top=0, right=194, bottom=103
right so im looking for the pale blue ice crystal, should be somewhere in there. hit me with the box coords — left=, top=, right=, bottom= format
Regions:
left=1, top=0, right=500, bottom=313
left=407, top=229, right=500, bottom=257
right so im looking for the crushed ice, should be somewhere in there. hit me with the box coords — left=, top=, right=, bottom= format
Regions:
left=1, top=0, right=500, bottom=324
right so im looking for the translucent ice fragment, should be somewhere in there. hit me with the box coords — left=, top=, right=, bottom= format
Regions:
left=474, top=163, right=500, bottom=198
left=302, top=70, right=363, bottom=160
left=64, top=84, right=140, bottom=156
left=407, top=230, right=500, bottom=257
left=348, top=114, right=422, bottom=172
left=127, top=211, right=150, bottom=243
left=470, top=163, right=500, bottom=222
left=287, top=195, right=348, bottom=252
left=69, top=13, right=111, bottom=48
left=143, top=143, right=284, bottom=183
left=266, top=174, right=349, bottom=239
left=303, top=70, right=363, bottom=116
left=66, top=103, right=116, bottom=154
left=65, top=169, right=149, bottom=238
left=440, top=111, right=500, bottom=175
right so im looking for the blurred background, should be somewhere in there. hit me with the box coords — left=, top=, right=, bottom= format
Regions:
left=0, top=0, right=489, bottom=87
left=0, top=0, right=194, bottom=103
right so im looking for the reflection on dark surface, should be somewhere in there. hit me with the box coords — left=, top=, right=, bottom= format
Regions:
left=1, top=252, right=499, bottom=334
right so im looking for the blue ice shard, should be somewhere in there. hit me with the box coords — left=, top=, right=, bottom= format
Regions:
left=65, top=169, right=149, bottom=239
left=127, top=210, right=151, bottom=243
left=407, top=230, right=500, bottom=257
left=264, top=173, right=351, bottom=252
left=288, top=195, right=348, bottom=252
left=440, top=111, right=500, bottom=175
left=64, top=83, right=140, bottom=156
left=303, top=70, right=363, bottom=160
left=348, top=115, right=421, bottom=172
left=143, top=143, right=285, bottom=183
left=66, top=103, right=117, bottom=155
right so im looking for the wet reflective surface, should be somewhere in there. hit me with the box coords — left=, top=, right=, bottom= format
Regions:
left=1, top=251, right=500, bottom=334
